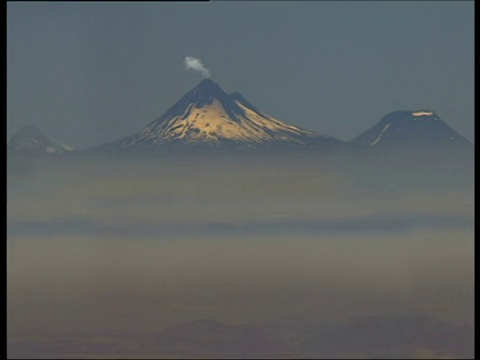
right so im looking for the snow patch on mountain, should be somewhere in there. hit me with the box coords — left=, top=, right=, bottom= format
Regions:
left=370, top=123, right=392, bottom=146
left=412, top=111, right=434, bottom=117
left=98, top=79, right=338, bottom=151
left=351, top=110, right=472, bottom=150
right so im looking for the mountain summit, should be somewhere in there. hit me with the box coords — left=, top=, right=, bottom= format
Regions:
left=95, top=79, right=341, bottom=153
left=350, top=110, right=473, bottom=167
left=7, top=124, right=73, bottom=155
left=352, top=110, right=472, bottom=149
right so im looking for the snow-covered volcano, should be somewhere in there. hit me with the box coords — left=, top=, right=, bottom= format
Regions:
left=7, top=124, right=74, bottom=155
left=95, top=79, right=342, bottom=153
left=351, top=110, right=472, bottom=149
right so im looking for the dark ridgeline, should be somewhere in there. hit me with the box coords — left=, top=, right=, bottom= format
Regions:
left=7, top=315, right=474, bottom=358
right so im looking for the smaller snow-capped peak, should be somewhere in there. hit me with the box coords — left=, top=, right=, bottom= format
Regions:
left=379, top=110, right=439, bottom=123
left=8, top=124, right=74, bottom=154
left=351, top=110, right=471, bottom=149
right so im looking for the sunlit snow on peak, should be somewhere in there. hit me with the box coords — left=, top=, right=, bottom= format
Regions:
left=412, top=111, right=434, bottom=117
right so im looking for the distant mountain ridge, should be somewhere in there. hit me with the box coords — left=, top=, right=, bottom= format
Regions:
left=7, top=124, right=73, bottom=155
left=8, top=314, right=473, bottom=358
left=7, top=82, right=473, bottom=159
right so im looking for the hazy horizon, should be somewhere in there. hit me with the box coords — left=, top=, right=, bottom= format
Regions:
left=7, top=1, right=474, bottom=148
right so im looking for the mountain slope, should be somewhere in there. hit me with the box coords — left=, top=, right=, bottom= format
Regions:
left=93, top=79, right=343, bottom=153
left=349, top=110, right=473, bottom=172
left=351, top=110, right=472, bottom=149
left=7, top=124, right=74, bottom=155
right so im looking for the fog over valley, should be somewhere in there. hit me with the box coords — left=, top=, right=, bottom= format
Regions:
left=7, top=154, right=474, bottom=358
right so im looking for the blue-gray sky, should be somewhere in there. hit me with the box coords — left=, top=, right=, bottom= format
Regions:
left=7, top=1, right=474, bottom=148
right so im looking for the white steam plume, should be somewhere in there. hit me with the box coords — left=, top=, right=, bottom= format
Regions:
left=183, top=56, right=211, bottom=78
